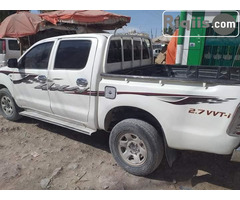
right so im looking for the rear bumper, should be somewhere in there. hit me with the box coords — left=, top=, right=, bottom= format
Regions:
left=231, top=146, right=240, bottom=162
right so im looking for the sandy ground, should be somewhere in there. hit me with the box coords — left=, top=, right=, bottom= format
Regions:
left=0, top=115, right=240, bottom=190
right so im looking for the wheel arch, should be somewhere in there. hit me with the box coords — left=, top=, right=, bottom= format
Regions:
left=0, top=73, right=15, bottom=97
left=0, top=84, right=7, bottom=90
left=0, top=84, right=14, bottom=98
left=104, top=106, right=178, bottom=167
left=104, top=106, right=164, bottom=136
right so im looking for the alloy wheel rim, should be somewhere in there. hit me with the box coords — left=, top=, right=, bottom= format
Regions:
left=118, top=133, right=147, bottom=166
left=1, top=96, right=14, bottom=116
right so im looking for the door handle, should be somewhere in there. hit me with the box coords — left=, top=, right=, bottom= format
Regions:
left=76, top=78, right=88, bottom=87
left=38, top=75, right=47, bottom=82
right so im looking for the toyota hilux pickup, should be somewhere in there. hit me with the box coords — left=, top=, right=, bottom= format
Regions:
left=0, top=33, right=240, bottom=176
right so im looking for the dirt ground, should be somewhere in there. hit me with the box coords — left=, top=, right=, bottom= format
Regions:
left=0, top=115, right=240, bottom=190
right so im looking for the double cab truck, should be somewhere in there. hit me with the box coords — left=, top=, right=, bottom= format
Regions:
left=0, top=33, right=240, bottom=176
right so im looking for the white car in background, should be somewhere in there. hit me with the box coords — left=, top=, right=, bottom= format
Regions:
left=0, top=38, right=21, bottom=67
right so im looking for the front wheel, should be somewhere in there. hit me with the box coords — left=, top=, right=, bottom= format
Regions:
left=109, top=119, right=164, bottom=176
left=0, top=88, right=22, bottom=121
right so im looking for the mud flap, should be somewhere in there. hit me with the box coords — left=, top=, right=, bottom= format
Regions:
left=231, top=146, right=240, bottom=162
left=163, top=136, right=178, bottom=167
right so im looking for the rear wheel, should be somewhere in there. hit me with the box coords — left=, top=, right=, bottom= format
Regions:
left=109, top=119, right=164, bottom=176
left=0, top=88, right=22, bottom=121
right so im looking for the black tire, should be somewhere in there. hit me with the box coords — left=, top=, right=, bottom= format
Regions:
left=0, top=88, right=22, bottom=121
left=109, top=118, right=164, bottom=176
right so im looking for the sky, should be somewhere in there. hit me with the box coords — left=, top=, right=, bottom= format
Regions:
left=31, top=10, right=180, bottom=38
left=106, top=10, right=164, bottom=37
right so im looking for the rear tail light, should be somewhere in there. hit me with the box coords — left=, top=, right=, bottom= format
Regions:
left=227, top=104, right=240, bottom=136
left=2, top=40, right=6, bottom=54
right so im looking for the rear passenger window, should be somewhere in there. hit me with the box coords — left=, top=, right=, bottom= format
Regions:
left=54, top=40, right=91, bottom=70
left=107, top=40, right=122, bottom=63
left=123, top=40, right=132, bottom=61
left=133, top=40, right=141, bottom=60
left=8, top=40, right=20, bottom=51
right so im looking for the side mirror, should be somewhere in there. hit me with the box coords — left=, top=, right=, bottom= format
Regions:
left=8, top=58, right=18, bottom=68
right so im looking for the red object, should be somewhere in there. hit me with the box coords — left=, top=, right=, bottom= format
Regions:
left=166, top=29, right=179, bottom=65
left=40, top=10, right=131, bottom=29
left=2, top=40, right=6, bottom=54
left=0, top=11, right=43, bottom=38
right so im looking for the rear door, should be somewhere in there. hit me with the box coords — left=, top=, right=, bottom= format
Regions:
left=48, top=38, right=98, bottom=123
left=6, top=39, right=21, bottom=60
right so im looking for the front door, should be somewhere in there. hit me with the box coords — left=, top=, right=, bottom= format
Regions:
left=11, top=41, right=54, bottom=113
left=48, top=38, right=97, bottom=123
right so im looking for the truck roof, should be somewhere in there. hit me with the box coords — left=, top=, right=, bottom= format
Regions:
left=35, top=33, right=151, bottom=45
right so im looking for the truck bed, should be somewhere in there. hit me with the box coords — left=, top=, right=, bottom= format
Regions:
left=102, top=64, right=240, bottom=85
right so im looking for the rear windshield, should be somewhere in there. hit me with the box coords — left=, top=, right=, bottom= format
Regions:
left=123, top=40, right=132, bottom=62
left=0, top=39, right=20, bottom=54
left=133, top=40, right=141, bottom=60
left=8, top=40, right=20, bottom=51
left=107, top=38, right=152, bottom=64
left=107, top=40, right=122, bottom=63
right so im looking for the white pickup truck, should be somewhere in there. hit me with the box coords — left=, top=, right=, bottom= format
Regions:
left=0, top=33, right=240, bottom=176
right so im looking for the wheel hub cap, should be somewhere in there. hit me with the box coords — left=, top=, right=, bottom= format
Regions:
left=129, top=142, right=140, bottom=154
left=1, top=96, right=13, bottom=116
left=118, top=133, right=147, bottom=166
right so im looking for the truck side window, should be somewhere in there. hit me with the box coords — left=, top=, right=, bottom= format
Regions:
left=54, top=40, right=92, bottom=70
left=21, top=42, right=53, bottom=69
left=123, top=40, right=132, bottom=62
left=107, top=40, right=122, bottom=63
left=142, top=39, right=150, bottom=59
left=133, top=40, right=141, bottom=60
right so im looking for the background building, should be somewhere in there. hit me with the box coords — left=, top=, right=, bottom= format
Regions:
left=176, top=11, right=240, bottom=67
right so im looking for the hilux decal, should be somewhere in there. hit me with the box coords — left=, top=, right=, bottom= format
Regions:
left=116, top=92, right=236, bottom=105
left=35, top=83, right=90, bottom=94
left=0, top=71, right=40, bottom=84
left=13, top=74, right=39, bottom=84
left=0, top=70, right=237, bottom=105
left=158, top=96, right=236, bottom=105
